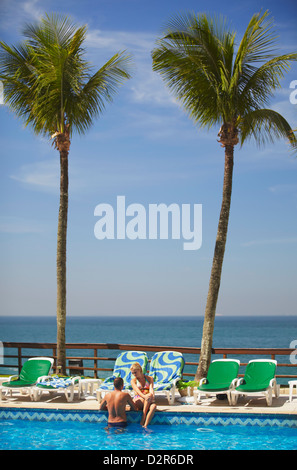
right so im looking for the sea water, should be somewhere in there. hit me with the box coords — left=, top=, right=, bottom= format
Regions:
left=1, top=315, right=296, bottom=347
left=0, top=315, right=296, bottom=382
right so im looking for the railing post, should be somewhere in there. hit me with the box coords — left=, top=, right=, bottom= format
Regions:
left=94, top=348, right=98, bottom=378
left=18, top=346, right=22, bottom=374
left=53, top=347, right=57, bottom=373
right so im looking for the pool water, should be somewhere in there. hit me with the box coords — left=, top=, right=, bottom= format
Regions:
left=1, top=411, right=297, bottom=450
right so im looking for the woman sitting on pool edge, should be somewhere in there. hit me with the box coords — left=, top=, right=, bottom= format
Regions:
left=130, top=362, right=157, bottom=428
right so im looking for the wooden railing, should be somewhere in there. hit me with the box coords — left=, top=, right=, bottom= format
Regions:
left=1, top=342, right=296, bottom=382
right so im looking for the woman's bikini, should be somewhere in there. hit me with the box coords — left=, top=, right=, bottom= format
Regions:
left=134, top=375, right=150, bottom=400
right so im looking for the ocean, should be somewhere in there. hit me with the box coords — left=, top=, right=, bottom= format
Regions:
left=1, top=315, right=296, bottom=383
left=1, top=315, right=296, bottom=348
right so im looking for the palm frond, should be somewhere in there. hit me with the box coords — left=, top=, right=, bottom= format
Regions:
left=0, top=13, right=132, bottom=137
left=68, top=51, right=132, bottom=134
left=152, top=13, right=236, bottom=127
left=152, top=10, right=296, bottom=149
left=238, top=54, right=297, bottom=112
left=234, top=10, right=276, bottom=68
left=232, top=10, right=297, bottom=113
left=239, top=108, right=297, bottom=148
left=23, top=13, right=80, bottom=49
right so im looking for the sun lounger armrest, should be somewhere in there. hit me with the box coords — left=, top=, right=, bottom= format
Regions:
left=36, top=375, right=51, bottom=384
left=269, top=377, right=278, bottom=390
left=271, top=378, right=280, bottom=397
left=199, top=378, right=207, bottom=386
left=7, top=375, right=19, bottom=383
left=230, top=378, right=239, bottom=388
left=172, top=377, right=182, bottom=386
left=70, top=376, right=81, bottom=384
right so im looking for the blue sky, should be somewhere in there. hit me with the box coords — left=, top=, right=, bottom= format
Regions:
left=0, top=0, right=296, bottom=317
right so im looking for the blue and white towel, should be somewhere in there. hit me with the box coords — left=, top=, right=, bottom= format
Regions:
left=38, top=376, right=75, bottom=389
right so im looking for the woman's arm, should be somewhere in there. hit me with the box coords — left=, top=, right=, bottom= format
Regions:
left=99, top=397, right=107, bottom=410
left=131, top=376, right=148, bottom=400
left=148, top=376, right=155, bottom=399
left=127, top=393, right=138, bottom=411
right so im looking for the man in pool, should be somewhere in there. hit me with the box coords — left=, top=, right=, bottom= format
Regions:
left=99, top=377, right=138, bottom=427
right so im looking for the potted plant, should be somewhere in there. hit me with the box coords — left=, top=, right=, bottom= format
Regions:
left=177, top=380, right=199, bottom=397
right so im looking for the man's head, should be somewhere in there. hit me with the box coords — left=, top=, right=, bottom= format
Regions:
left=114, top=377, right=124, bottom=390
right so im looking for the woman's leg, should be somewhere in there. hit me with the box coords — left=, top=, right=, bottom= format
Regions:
left=143, top=403, right=157, bottom=428
left=133, top=397, right=146, bottom=425
left=133, top=397, right=143, bottom=411
left=140, top=398, right=151, bottom=426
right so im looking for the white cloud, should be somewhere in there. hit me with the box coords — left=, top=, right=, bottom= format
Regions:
left=10, top=160, right=59, bottom=193
left=10, top=158, right=89, bottom=195
left=0, top=216, right=43, bottom=234
left=130, top=70, right=176, bottom=106
left=269, top=183, right=297, bottom=194
left=22, top=0, right=43, bottom=20
left=85, top=28, right=176, bottom=107
left=86, top=29, right=155, bottom=55
left=10, top=158, right=90, bottom=194
left=271, top=99, right=297, bottom=129
left=0, top=0, right=43, bottom=31
left=241, top=237, right=297, bottom=247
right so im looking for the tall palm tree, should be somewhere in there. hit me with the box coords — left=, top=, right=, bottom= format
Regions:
left=152, top=11, right=297, bottom=379
left=0, top=14, right=132, bottom=373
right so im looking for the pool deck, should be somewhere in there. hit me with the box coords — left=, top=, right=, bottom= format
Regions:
left=1, top=388, right=297, bottom=415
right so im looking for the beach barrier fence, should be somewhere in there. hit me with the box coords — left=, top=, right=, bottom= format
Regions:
left=1, top=342, right=296, bottom=384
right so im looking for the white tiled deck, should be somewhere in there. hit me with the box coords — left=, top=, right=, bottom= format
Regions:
left=1, top=389, right=297, bottom=415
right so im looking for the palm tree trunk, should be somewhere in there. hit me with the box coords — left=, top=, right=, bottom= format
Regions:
left=56, top=147, right=69, bottom=375
left=195, top=144, right=234, bottom=380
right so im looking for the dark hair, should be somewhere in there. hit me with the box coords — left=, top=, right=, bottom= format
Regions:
left=114, top=377, right=124, bottom=390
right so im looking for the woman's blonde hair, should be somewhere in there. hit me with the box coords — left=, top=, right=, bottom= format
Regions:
left=130, top=362, right=142, bottom=372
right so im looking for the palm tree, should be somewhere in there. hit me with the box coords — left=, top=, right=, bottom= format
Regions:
left=152, top=10, right=297, bottom=379
left=0, top=14, right=132, bottom=373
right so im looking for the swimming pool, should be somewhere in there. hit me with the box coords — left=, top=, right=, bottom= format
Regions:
left=1, top=408, right=297, bottom=450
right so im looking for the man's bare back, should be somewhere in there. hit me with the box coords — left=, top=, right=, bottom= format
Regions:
left=99, top=377, right=137, bottom=425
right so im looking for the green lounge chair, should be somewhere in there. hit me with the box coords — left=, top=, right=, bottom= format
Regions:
left=149, top=351, right=185, bottom=405
left=96, top=351, right=148, bottom=403
left=193, top=359, right=240, bottom=405
left=231, top=359, right=279, bottom=406
left=0, top=357, right=54, bottom=401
